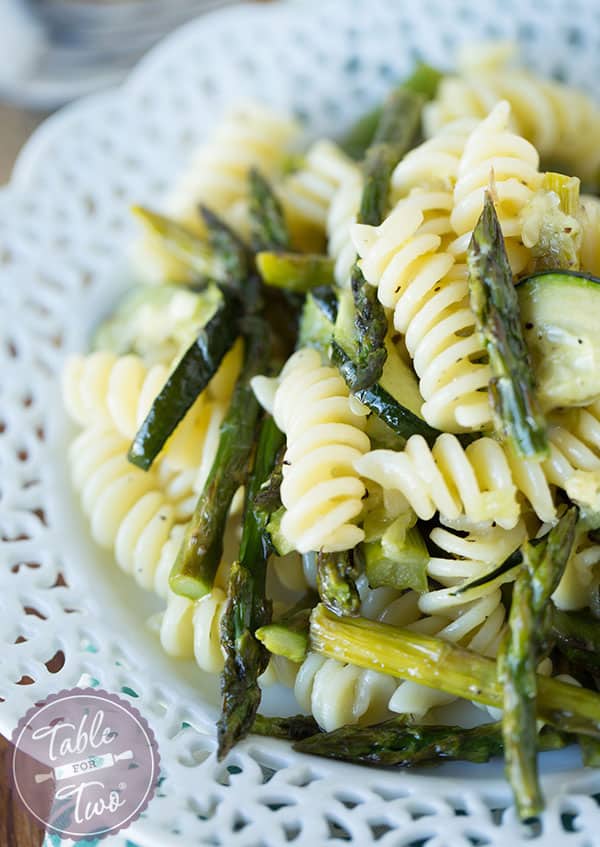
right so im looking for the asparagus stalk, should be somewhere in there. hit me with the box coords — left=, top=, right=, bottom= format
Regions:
left=131, top=205, right=219, bottom=279
left=359, top=87, right=424, bottom=227
left=339, top=63, right=442, bottom=160
left=339, top=89, right=425, bottom=393
left=309, top=604, right=600, bottom=738
left=256, top=252, right=335, bottom=293
left=255, top=591, right=317, bottom=662
left=169, top=318, right=270, bottom=599
left=255, top=621, right=309, bottom=663
left=498, top=563, right=542, bottom=819
left=252, top=714, right=320, bottom=742
left=314, top=550, right=361, bottom=617
left=467, top=192, right=548, bottom=459
left=248, top=168, right=290, bottom=252
left=128, top=288, right=242, bottom=470
left=294, top=718, right=570, bottom=767
left=217, top=415, right=286, bottom=759
left=199, top=204, right=252, bottom=293
left=497, top=509, right=576, bottom=820
left=552, top=606, right=600, bottom=672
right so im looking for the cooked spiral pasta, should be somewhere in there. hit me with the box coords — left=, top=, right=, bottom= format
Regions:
left=69, top=424, right=185, bottom=589
left=62, top=347, right=238, bottom=474
left=355, top=433, right=556, bottom=529
left=352, top=189, right=492, bottom=431
left=278, top=140, right=360, bottom=244
left=165, top=102, right=300, bottom=228
left=272, top=348, right=370, bottom=553
left=450, top=101, right=542, bottom=273
left=160, top=587, right=227, bottom=672
left=294, top=584, right=409, bottom=731
left=545, top=401, right=600, bottom=512
left=135, top=103, right=300, bottom=280
left=294, top=651, right=397, bottom=731
left=391, top=118, right=476, bottom=198
left=424, top=45, right=600, bottom=183
left=552, top=527, right=600, bottom=611
left=326, top=169, right=363, bottom=286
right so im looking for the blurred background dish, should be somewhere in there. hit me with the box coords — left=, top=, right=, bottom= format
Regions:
left=0, top=0, right=238, bottom=109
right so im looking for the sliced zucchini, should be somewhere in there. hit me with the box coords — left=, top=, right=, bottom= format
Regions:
left=364, top=519, right=429, bottom=593
left=128, top=288, right=242, bottom=470
left=298, top=288, right=338, bottom=353
left=518, top=270, right=600, bottom=409
left=93, top=284, right=221, bottom=365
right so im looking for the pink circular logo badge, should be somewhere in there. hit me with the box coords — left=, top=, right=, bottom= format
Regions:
left=9, top=688, right=160, bottom=841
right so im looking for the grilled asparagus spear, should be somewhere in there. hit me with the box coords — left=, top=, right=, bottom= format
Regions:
left=131, top=205, right=219, bottom=280
left=169, top=317, right=270, bottom=599
left=252, top=714, right=320, bottom=742
left=294, top=718, right=570, bottom=767
left=498, top=507, right=577, bottom=820
left=248, top=168, right=290, bottom=252
left=309, top=602, right=600, bottom=739
left=467, top=192, right=548, bottom=458
left=315, top=550, right=361, bottom=617
left=339, top=63, right=442, bottom=160
left=217, top=416, right=286, bottom=759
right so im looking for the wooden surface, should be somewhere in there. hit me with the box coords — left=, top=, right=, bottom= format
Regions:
left=0, top=104, right=48, bottom=185
left=0, top=735, right=44, bottom=847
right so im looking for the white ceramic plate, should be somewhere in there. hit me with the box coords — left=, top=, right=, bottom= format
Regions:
left=3, top=1, right=600, bottom=845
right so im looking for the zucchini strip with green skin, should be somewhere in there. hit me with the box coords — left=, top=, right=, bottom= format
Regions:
left=256, top=252, right=335, bottom=292
left=331, top=342, right=442, bottom=444
left=467, top=193, right=548, bottom=459
left=309, top=602, right=600, bottom=739
left=248, top=168, right=290, bottom=252
left=168, top=317, right=270, bottom=600
left=217, top=415, right=286, bottom=759
left=294, top=718, right=570, bottom=767
left=498, top=508, right=577, bottom=820
left=127, top=288, right=242, bottom=470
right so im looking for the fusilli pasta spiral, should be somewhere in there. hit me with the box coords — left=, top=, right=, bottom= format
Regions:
left=166, top=102, right=300, bottom=229
left=69, top=425, right=185, bottom=589
left=326, top=169, right=363, bottom=286
left=552, top=527, right=600, bottom=611
left=63, top=347, right=239, bottom=474
left=352, top=190, right=492, bottom=431
left=450, top=101, right=542, bottom=273
left=424, top=45, right=600, bottom=184
left=272, top=348, right=370, bottom=553
left=545, top=402, right=600, bottom=512
left=391, top=118, right=476, bottom=198
left=135, top=103, right=300, bottom=281
left=355, top=433, right=556, bottom=529
left=279, top=140, right=360, bottom=243
left=160, top=586, right=227, bottom=673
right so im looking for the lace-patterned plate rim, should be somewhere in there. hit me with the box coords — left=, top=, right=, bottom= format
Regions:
left=4, top=1, right=600, bottom=844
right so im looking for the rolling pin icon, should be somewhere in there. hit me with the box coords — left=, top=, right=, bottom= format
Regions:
left=34, top=750, right=133, bottom=784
